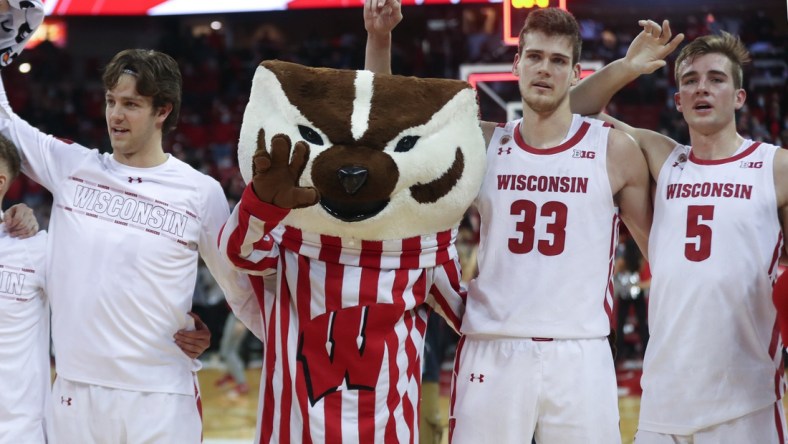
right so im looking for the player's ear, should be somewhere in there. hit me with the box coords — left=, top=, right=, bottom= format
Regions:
left=571, top=63, right=581, bottom=86
left=155, top=103, right=173, bottom=124
left=674, top=91, right=682, bottom=112
left=512, top=53, right=520, bottom=76
left=734, top=88, right=746, bottom=110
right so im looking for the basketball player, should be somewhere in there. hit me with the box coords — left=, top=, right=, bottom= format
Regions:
left=0, top=134, right=49, bottom=444
left=364, top=3, right=680, bottom=442
left=0, top=48, right=256, bottom=442
left=576, top=31, right=788, bottom=443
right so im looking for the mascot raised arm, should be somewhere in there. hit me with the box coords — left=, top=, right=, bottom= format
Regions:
left=220, top=60, right=485, bottom=442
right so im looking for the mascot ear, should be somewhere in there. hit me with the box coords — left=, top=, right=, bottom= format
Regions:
left=0, top=0, right=46, bottom=68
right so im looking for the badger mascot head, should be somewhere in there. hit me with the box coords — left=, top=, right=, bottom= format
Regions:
left=238, top=60, right=485, bottom=240
left=228, top=60, right=485, bottom=441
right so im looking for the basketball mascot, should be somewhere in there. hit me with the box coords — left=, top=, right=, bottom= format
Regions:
left=220, top=60, right=485, bottom=442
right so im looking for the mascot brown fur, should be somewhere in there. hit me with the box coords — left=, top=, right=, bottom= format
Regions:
left=221, top=60, right=485, bottom=442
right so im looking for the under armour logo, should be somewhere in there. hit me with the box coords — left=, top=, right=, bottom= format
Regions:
left=469, top=373, right=485, bottom=383
left=60, top=396, right=73, bottom=406
left=128, top=177, right=142, bottom=183
left=498, top=147, right=511, bottom=156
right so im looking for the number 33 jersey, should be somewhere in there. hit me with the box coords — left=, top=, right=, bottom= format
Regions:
left=463, top=115, right=618, bottom=339
left=640, top=140, right=784, bottom=434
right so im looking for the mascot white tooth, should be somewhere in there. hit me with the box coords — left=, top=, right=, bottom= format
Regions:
left=221, top=60, right=485, bottom=442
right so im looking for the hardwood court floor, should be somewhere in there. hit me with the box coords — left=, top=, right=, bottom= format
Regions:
left=200, top=366, right=788, bottom=444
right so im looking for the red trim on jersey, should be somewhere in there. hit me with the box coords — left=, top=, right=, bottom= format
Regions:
left=513, top=120, right=591, bottom=155
left=688, top=141, right=761, bottom=165
left=774, top=402, right=785, bottom=443
left=448, top=335, right=467, bottom=444
left=603, top=214, right=620, bottom=322
left=769, top=232, right=784, bottom=277
left=194, top=379, right=203, bottom=442
left=769, top=320, right=781, bottom=361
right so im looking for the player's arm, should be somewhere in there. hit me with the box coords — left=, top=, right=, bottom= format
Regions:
left=174, top=312, right=211, bottom=359
left=597, top=113, right=677, bottom=179
left=200, top=185, right=266, bottom=340
left=363, top=0, right=402, bottom=74
left=3, top=203, right=39, bottom=238
left=570, top=19, right=684, bottom=116
left=607, top=128, right=652, bottom=258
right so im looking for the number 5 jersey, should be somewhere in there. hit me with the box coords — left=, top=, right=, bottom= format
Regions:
left=463, top=115, right=618, bottom=339
left=640, top=140, right=784, bottom=435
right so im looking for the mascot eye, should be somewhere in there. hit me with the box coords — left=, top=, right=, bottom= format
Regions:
left=298, top=125, right=324, bottom=146
left=394, top=135, right=420, bottom=153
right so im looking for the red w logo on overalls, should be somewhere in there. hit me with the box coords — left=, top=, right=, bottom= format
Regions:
left=297, top=304, right=403, bottom=406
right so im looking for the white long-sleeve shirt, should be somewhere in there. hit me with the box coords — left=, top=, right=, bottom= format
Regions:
left=0, top=77, right=258, bottom=396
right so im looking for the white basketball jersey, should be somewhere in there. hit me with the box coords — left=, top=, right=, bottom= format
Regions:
left=462, top=115, right=618, bottom=339
left=640, top=140, right=784, bottom=434
left=0, top=229, right=48, bottom=443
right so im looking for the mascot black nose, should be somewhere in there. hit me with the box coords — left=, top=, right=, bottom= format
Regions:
left=337, top=166, right=368, bottom=195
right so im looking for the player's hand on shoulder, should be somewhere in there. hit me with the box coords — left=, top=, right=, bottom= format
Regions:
left=364, top=0, right=402, bottom=37
left=3, top=203, right=39, bottom=239
left=624, top=19, right=684, bottom=75
left=174, top=312, right=211, bottom=359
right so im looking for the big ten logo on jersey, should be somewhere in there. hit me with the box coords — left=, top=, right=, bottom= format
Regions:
left=572, top=149, right=596, bottom=159
left=297, top=304, right=404, bottom=406
left=740, top=161, right=763, bottom=169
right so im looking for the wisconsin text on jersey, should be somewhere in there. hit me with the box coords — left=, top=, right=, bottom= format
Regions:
left=69, top=182, right=191, bottom=237
left=497, top=174, right=589, bottom=193
left=0, top=269, right=27, bottom=298
left=665, top=182, right=753, bottom=200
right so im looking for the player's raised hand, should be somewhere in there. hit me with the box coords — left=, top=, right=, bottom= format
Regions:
left=4, top=203, right=39, bottom=239
left=364, top=0, right=402, bottom=37
left=251, top=130, right=320, bottom=209
left=624, top=19, right=685, bottom=75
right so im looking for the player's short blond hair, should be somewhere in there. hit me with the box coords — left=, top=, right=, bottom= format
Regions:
left=0, top=134, right=20, bottom=180
left=674, top=32, right=750, bottom=89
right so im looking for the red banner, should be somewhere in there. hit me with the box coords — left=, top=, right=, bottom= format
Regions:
left=42, top=0, right=494, bottom=16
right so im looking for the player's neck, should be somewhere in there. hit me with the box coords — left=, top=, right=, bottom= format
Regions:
left=519, top=105, right=573, bottom=149
left=688, top=121, right=745, bottom=161
left=113, top=144, right=168, bottom=168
